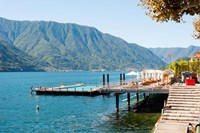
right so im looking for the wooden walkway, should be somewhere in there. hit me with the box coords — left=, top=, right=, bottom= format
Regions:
left=154, top=84, right=200, bottom=133
left=31, top=84, right=104, bottom=96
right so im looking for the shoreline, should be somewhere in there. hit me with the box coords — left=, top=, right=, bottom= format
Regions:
left=103, top=94, right=168, bottom=132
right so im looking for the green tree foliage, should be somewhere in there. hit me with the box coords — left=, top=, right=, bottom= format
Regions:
left=166, top=58, right=200, bottom=76
left=140, top=0, right=200, bottom=38
left=189, top=59, right=200, bottom=73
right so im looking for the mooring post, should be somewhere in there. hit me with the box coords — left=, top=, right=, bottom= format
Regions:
left=103, top=74, right=105, bottom=86
left=136, top=93, right=139, bottom=102
left=116, top=93, right=119, bottom=112
left=123, top=73, right=125, bottom=85
left=120, top=74, right=122, bottom=85
left=127, top=93, right=131, bottom=111
left=107, top=74, right=109, bottom=86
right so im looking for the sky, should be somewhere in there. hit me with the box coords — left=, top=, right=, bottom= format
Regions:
left=0, top=0, right=199, bottom=48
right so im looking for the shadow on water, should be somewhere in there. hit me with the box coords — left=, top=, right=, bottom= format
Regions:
left=100, top=94, right=168, bottom=133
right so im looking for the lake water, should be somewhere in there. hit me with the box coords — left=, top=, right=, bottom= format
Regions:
left=0, top=72, right=160, bottom=133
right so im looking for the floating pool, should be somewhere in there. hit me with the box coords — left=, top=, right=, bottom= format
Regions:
left=60, top=85, right=102, bottom=91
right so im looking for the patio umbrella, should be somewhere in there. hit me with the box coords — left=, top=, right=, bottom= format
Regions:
left=126, top=71, right=139, bottom=76
left=126, top=71, right=139, bottom=81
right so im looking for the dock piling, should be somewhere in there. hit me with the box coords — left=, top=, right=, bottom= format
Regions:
left=103, top=74, right=105, bottom=86
left=123, top=73, right=125, bottom=85
left=107, top=74, right=109, bottom=86
left=127, top=93, right=131, bottom=111
left=120, top=74, right=122, bottom=85
left=116, top=93, right=119, bottom=112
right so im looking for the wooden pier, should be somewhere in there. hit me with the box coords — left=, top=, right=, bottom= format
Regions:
left=100, top=84, right=170, bottom=112
left=102, top=83, right=200, bottom=132
left=101, top=74, right=200, bottom=132
left=31, top=85, right=106, bottom=96
left=30, top=73, right=200, bottom=132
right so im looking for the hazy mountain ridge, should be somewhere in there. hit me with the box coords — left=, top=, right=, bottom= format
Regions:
left=149, top=45, right=200, bottom=64
left=0, top=17, right=166, bottom=71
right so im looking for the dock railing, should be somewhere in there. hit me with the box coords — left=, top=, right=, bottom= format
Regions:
left=100, top=83, right=170, bottom=94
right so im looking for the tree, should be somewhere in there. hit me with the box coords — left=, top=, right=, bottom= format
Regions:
left=194, top=17, right=200, bottom=38
left=174, top=61, right=179, bottom=76
left=140, top=0, right=200, bottom=38
left=166, top=58, right=200, bottom=76
left=189, top=59, right=200, bottom=73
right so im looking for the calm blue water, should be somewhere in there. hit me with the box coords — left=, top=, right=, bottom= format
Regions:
left=0, top=72, right=159, bottom=133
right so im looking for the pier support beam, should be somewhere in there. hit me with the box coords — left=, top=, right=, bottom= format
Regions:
left=136, top=93, right=139, bottom=102
left=127, top=93, right=131, bottom=111
left=116, top=93, right=119, bottom=112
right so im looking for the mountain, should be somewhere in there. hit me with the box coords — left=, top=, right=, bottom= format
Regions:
left=0, top=40, right=43, bottom=71
left=0, top=17, right=166, bottom=71
left=149, top=45, right=200, bottom=64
